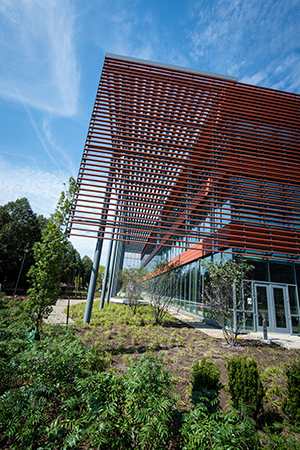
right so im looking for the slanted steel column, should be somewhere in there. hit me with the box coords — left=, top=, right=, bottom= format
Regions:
left=84, top=233, right=104, bottom=323
left=106, top=239, right=117, bottom=304
left=99, top=237, right=114, bottom=310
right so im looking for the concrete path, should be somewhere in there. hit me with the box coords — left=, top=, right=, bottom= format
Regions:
left=167, top=305, right=300, bottom=350
left=45, top=299, right=86, bottom=325
left=46, top=297, right=300, bottom=350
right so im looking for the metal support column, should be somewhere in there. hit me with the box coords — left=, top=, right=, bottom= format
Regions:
left=83, top=235, right=103, bottom=323
left=99, top=237, right=114, bottom=310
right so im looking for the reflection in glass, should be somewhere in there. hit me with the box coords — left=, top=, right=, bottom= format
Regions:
left=245, top=313, right=254, bottom=330
left=273, top=288, right=286, bottom=329
left=243, top=281, right=253, bottom=311
left=288, top=286, right=299, bottom=315
left=257, top=286, right=269, bottom=327
left=292, top=316, right=300, bottom=334
left=247, top=259, right=268, bottom=281
left=270, top=262, right=294, bottom=284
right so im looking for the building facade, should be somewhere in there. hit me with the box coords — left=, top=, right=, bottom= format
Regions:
left=68, top=54, right=300, bottom=332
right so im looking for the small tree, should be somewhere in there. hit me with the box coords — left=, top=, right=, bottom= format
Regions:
left=26, top=177, right=77, bottom=330
left=146, top=261, right=181, bottom=325
left=97, top=265, right=106, bottom=290
left=119, top=267, right=147, bottom=314
left=201, top=257, right=253, bottom=346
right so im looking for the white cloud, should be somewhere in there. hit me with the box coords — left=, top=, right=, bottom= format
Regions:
left=0, top=0, right=80, bottom=116
left=187, top=0, right=300, bottom=92
left=239, top=70, right=268, bottom=86
left=0, top=160, right=70, bottom=217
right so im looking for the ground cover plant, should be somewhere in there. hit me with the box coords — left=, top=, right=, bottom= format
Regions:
left=1, top=294, right=300, bottom=449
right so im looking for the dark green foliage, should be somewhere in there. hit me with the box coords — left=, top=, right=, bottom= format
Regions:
left=26, top=177, right=78, bottom=328
left=227, top=355, right=264, bottom=418
left=190, top=357, right=221, bottom=407
left=282, top=359, right=300, bottom=423
left=82, top=254, right=93, bottom=286
left=0, top=297, right=177, bottom=449
left=80, top=355, right=177, bottom=449
left=0, top=317, right=107, bottom=448
left=0, top=198, right=42, bottom=289
left=259, top=428, right=300, bottom=449
left=180, top=404, right=258, bottom=449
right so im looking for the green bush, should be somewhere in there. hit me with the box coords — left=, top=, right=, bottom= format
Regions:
left=282, top=359, right=300, bottom=423
left=180, top=404, right=257, bottom=449
left=190, top=356, right=221, bottom=407
left=227, top=355, right=264, bottom=418
left=0, top=305, right=108, bottom=450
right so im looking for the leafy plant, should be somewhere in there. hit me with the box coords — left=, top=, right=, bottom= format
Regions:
left=74, top=355, right=178, bottom=449
left=201, top=258, right=253, bottom=346
left=282, top=359, right=300, bottom=423
left=119, top=266, right=148, bottom=314
left=145, top=260, right=181, bottom=324
left=227, top=355, right=264, bottom=418
left=180, top=404, right=257, bottom=450
left=26, top=177, right=77, bottom=330
left=190, top=356, right=221, bottom=407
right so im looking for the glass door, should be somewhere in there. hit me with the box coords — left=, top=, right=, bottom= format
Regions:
left=255, top=283, right=290, bottom=333
left=271, top=285, right=289, bottom=332
left=255, top=284, right=270, bottom=331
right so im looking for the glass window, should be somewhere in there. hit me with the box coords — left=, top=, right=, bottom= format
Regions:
left=295, top=264, right=300, bottom=301
left=288, top=286, right=299, bottom=315
left=246, top=259, right=268, bottom=281
left=292, top=316, right=300, bottom=334
left=270, top=262, right=294, bottom=284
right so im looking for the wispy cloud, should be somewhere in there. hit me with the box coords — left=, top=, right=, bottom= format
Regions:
left=187, top=0, right=300, bottom=92
left=0, top=0, right=80, bottom=116
left=0, top=158, right=69, bottom=217
left=42, top=117, right=76, bottom=173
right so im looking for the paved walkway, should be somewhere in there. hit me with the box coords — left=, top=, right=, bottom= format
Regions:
left=45, top=299, right=86, bottom=325
left=46, top=297, right=300, bottom=350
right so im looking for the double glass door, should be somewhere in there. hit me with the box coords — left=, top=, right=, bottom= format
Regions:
left=255, top=284, right=290, bottom=333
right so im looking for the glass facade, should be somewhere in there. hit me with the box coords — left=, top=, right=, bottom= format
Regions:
left=144, top=253, right=300, bottom=333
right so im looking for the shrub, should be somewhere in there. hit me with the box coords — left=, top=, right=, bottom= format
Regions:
left=227, top=355, right=264, bottom=418
left=282, top=359, right=300, bottom=423
left=180, top=404, right=257, bottom=450
left=0, top=319, right=108, bottom=450
left=190, top=356, right=221, bottom=407
left=76, top=355, right=177, bottom=450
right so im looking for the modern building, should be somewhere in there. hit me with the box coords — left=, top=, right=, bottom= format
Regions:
left=68, top=54, right=300, bottom=333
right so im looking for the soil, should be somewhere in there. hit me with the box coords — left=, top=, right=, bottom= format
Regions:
left=77, top=315, right=300, bottom=413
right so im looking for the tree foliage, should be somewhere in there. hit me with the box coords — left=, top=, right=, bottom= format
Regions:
left=0, top=198, right=42, bottom=289
left=282, top=359, right=300, bottom=423
left=81, top=255, right=93, bottom=287
left=145, top=261, right=181, bottom=324
left=97, top=264, right=106, bottom=290
left=119, top=266, right=147, bottom=314
left=190, top=357, right=221, bottom=408
left=201, top=258, right=253, bottom=345
left=226, top=355, right=264, bottom=418
left=26, top=178, right=78, bottom=329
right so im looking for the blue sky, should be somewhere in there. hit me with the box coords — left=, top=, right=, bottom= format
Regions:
left=0, top=0, right=300, bottom=261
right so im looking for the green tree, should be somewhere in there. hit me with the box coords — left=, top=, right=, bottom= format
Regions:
left=26, top=178, right=77, bottom=330
left=201, top=258, right=253, bottom=346
left=82, top=255, right=93, bottom=287
left=60, top=240, right=82, bottom=285
left=97, top=265, right=106, bottom=290
left=0, top=198, right=42, bottom=290
left=119, top=266, right=147, bottom=314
